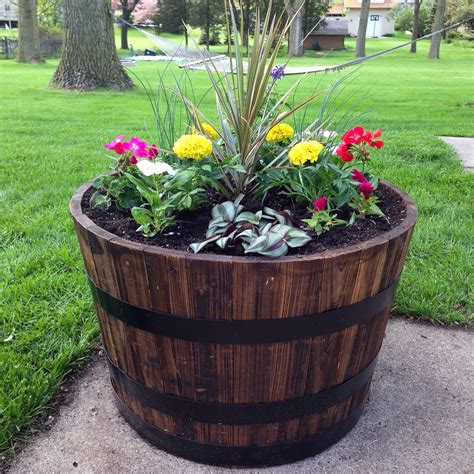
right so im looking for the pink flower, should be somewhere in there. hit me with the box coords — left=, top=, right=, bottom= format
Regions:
left=312, top=196, right=327, bottom=211
left=104, top=135, right=126, bottom=155
left=147, top=143, right=159, bottom=160
left=124, top=137, right=148, bottom=158
left=351, top=169, right=366, bottom=183
left=358, top=181, right=374, bottom=200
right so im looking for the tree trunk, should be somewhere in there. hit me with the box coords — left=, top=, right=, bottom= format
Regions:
left=205, top=0, right=210, bottom=51
left=51, top=0, right=132, bottom=91
left=121, top=4, right=130, bottom=50
left=428, top=0, right=446, bottom=59
left=17, top=0, right=44, bottom=63
left=355, top=0, right=370, bottom=58
left=120, top=0, right=139, bottom=50
left=284, top=0, right=304, bottom=57
left=183, top=0, right=188, bottom=50
left=243, top=0, right=250, bottom=53
left=410, top=0, right=422, bottom=53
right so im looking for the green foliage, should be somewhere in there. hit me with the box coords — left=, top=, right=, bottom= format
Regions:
left=303, top=208, right=346, bottom=235
left=348, top=194, right=385, bottom=221
left=392, top=4, right=433, bottom=36
left=154, top=0, right=187, bottom=34
left=123, top=158, right=229, bottom=236
left=257, top=147, right=342, bottom=204
left=90, top=174, right=142, bottom=210
left=190, top=0, right=226, bottom=47
left=446, top=0, right=474, bottom=30
left=124, top=171, right=178, bottom=235
left=37, top=0, right=63, bottom=28
left=190, top=196, right=310, bottom=256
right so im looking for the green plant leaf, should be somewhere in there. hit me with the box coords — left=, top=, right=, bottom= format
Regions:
left=89, top=191, right=111, bottom=210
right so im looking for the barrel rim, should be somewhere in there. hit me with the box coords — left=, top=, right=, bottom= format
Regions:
left=70, top=177, right=417, bottom=263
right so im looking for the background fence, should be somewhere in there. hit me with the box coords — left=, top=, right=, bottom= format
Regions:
left=1, top=35, right=62, bottom=59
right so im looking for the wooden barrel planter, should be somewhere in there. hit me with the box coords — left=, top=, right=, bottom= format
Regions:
left=70, top=179, right=417, bottom=467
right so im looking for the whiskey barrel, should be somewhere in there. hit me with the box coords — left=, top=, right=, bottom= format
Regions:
left=70, top=179, right=417, bottom=467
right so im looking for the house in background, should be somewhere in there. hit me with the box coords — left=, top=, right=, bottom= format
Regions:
left=304, top=17, right=348, bottom=51
left=328, top=0, right=416, bottom=37
left=344, top=0, right=398, bottom=37
left=0, top=0, right=18, bottom=28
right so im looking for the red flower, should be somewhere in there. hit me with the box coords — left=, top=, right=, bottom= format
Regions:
left=370, top=139, right=384, bottom=149
left=341, top=126, right=364, bottom=146
left=351, top=169, right=366, bottom=183
left=336, top=143, right=354, bottom=162
left=312, top=196, right=327, bottom=211
left=341, top=127, right=384, bottom=149
left=147, top=143, right=159, bottom=160
left=358, top=181, right=374, bottom=200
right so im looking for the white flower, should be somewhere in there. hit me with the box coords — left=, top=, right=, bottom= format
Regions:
left=136, top=160, right=176, bottom=176
left=320, top=130, right=338, bottom=140
left=329, top=145, right=338, bottom=155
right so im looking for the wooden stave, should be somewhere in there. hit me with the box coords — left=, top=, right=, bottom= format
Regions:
left=71, top=179, right=417, bottom=462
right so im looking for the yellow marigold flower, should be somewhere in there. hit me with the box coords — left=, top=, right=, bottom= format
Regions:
left=288, top=141, right=324, bottom=166
left=173, top=134, right=213, bottom=160
left=266, top=123, right=294, bottom=142
left=200, top=123, right=218, bottom=141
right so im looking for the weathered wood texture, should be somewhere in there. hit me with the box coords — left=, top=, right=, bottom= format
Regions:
left=71, top=180, right=417, bottom=462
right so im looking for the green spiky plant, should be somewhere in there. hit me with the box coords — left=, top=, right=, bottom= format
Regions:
left=172, top=2, right=324, bottom=198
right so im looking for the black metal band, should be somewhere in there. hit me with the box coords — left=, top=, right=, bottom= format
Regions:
left=107, top=349, right=377, bottom=425
left=113, top=391, right=368, bottom=467
left=89, top=277, right=397, bottom=344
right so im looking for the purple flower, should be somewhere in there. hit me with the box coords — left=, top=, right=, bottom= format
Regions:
left=271, top=64, right=285, bottom=81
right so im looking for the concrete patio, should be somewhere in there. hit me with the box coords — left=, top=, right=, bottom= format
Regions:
left=8, top=316, right=473, bottom=473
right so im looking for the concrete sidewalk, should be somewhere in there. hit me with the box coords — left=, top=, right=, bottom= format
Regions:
left=440, top=136, right=474, bottom=172
left=8, top=317, right=473, bottom=474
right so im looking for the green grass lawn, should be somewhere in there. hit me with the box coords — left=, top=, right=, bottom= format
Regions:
left=0, top=35, right=473, bottom=457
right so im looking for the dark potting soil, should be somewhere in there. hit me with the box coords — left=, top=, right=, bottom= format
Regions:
left=82, top=184, right=407, bottom=256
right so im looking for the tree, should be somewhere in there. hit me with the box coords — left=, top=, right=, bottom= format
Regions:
left=445, top=0, right=474, bottom=30
left=303, top=0, right=330, bottom=37
left=355, top=0, right=370, bottom=58
left=133, top=0, right=158, bottom=24
left=51, top=0, right=133, bottom=91
left=190, top=0, right=225, bottom=51
left=428, top=0, right=446, bottom=59
left=112, top=0, right=140, bottom=50
left=37, top=0, right=63, bottom=27
left=17, top=0, right=44, bottom=63
left=392, top=2, right=433, bottom=36
left=410, top=0, right=422, bottom=53
left=284, top=0, right=305, bottom=57
left=155, top=0, right=187, bottom=34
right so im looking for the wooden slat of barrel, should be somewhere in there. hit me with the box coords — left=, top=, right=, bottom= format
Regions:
left=71, top=179, right=417, bottom=466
